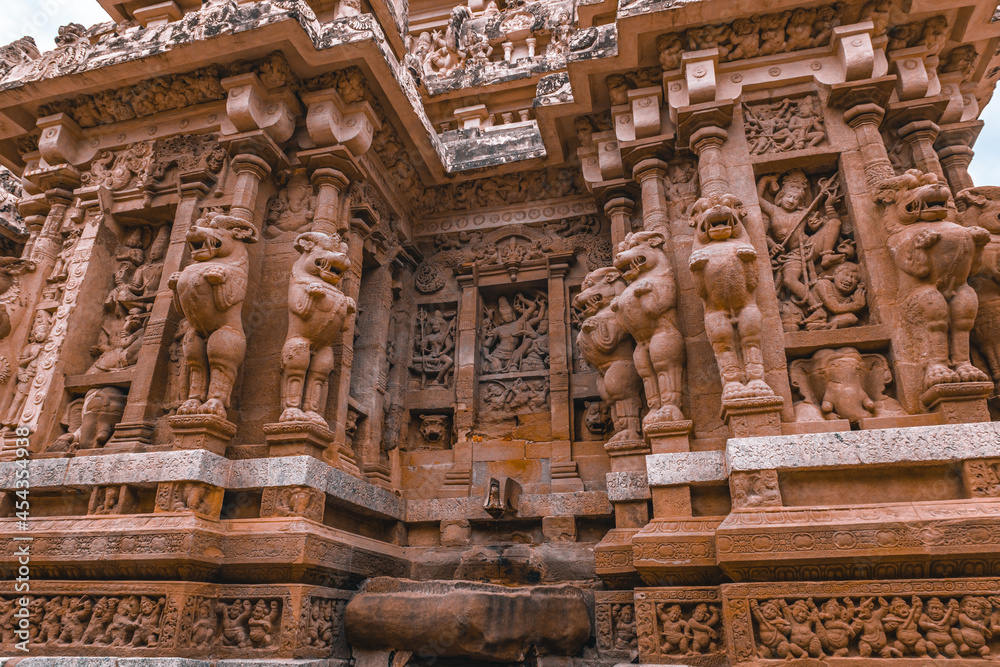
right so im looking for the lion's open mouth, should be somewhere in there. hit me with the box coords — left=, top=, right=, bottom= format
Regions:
left=905, top=188, right=950, bottom=219
left=189, top=235, right=222, bottom=258
left=614, top=253, right=647, bottom=280
left=313, top=255, right=349, bottom=284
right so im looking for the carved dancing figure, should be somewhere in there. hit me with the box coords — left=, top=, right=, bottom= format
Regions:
left=851, top=597, right=901, bottom=658
left=657, top=603, right=688, bottom=654
left=919, top=597, right=960, bottom=658
left=751, top=599, right=793, bottom=659
left=685, top=603, right=720, bottom=655
left=882, top=596, right=928, bottom=657
left=816, top=597, right=856, bottom=657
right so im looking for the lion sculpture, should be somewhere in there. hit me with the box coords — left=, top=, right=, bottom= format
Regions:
left=573, top=266, right=643, bottom=444
left=168, top=210, right=258, bottom=418
left=689, top=193, right=775, bottom=401
left=278, top=231, right=356, bottom=425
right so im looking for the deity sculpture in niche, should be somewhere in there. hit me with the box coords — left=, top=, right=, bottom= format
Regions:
left=573, top=267, right=643, bottom=444
left=168, top=209, right=258, bottom=418
left=610, top=231, right=686, bottom=424
left=789, top=347, right=906, bottom=424
left=87, top=307, right=146, bottom=373
left=481, top=292, right=548, bottom=374
left=411, top=307, right=456, bottom=388
left=264, top=170, right=316, bottom=240
left=876, top=170, right=990, bottom=390
left=277, top=231, right=355, bottom=425
left=1, top=310, right=51, bottom=428
left=689, top=193, right=775, bottom=400
left=758, top=171, right=863, bottom=331
left=956, top=186, right=1000, bottom=393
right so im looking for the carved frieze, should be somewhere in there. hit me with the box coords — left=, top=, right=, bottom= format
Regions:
left=649, top=4, right=844, bottom=66
left=745, top=95, right=827, bottom=156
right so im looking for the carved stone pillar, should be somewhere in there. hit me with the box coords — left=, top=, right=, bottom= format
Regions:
left=444, top=274, right=479, bottom=497
left=633, top=158, right=671, bottom=232
left=897, top=119, right=945, bottom=181
left=841, top=102, right=896, bottom=191
left=326, top=217, right=367, bottom=476
left=689, top=127, right=728, bottom=198
left=311, top=167, right=350, bottom=236
left=548, top=263, right=580, bottom=491
left=228, top=154, right=272, bottom=226
left=109, top=178, right=215, bottom=447
left=603, top=195, right=634, bottom=249
left=938, top=144, right=975, bottom=193
left=352, top=260, right=394, bottom=483
left=33, top=192, right=73, bottom=263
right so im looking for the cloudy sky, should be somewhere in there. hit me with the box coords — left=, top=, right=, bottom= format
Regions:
left=2, top=0, right=999, bottom=183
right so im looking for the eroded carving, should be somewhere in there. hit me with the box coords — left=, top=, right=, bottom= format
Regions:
left=790, top=348, right=906, bottom=424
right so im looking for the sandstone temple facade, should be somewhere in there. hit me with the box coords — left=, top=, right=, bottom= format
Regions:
left=1, top=0, right=1000, bottom=664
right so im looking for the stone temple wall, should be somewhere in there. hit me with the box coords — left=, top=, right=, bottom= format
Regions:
left=0, top=0, right=998, bottom=665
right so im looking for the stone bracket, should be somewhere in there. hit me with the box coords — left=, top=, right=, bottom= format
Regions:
left=222, top=73, right=300, bottom=144
left=833, top=21, right=876, bottom=82
left=36, top=113, right=93, bottom=167
left=682, top=49, right=719, bottom=106
left=302, top=87, right=381, bottom=157
left=887, top=45, right=937, bottom=101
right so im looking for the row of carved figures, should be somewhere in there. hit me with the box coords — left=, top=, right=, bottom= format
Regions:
left=750, top=595, right=1000, bottom=660
left=574, top=167, right=1000, bottom=444
left=0, top=594, right=305, bottom=651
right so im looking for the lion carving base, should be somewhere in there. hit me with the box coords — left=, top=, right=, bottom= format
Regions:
left=573, top=267, right=643, bottom=447
left=689, top=193, right=776, bottom=403
left=609, top=231, right=686, bottom=428
left=878, top=170, right=990, bottom=395
left=168, top=210, right=258, bottom=419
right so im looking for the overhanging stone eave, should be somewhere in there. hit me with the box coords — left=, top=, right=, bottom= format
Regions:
left=0, top=10, right=458, bottom=189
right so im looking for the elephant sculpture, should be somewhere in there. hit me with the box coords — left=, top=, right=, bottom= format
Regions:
left=789, top=347, right=905, bottom=424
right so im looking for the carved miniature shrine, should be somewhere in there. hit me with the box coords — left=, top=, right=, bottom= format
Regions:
left=1, top=0, right=1000, bottom=663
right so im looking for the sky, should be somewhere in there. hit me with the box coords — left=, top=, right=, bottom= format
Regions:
left=1, top=0, right=999, bottom=184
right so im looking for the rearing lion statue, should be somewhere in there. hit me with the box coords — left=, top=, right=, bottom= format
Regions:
left=877, top=169, right=990, bottom=390
left=279, top=231, right=356, bottom=425
left=573, top=266, right=643, bottom=444
left=168, top=210, right=258, bottom=418
left=689, top=193, right=775, bottom=401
